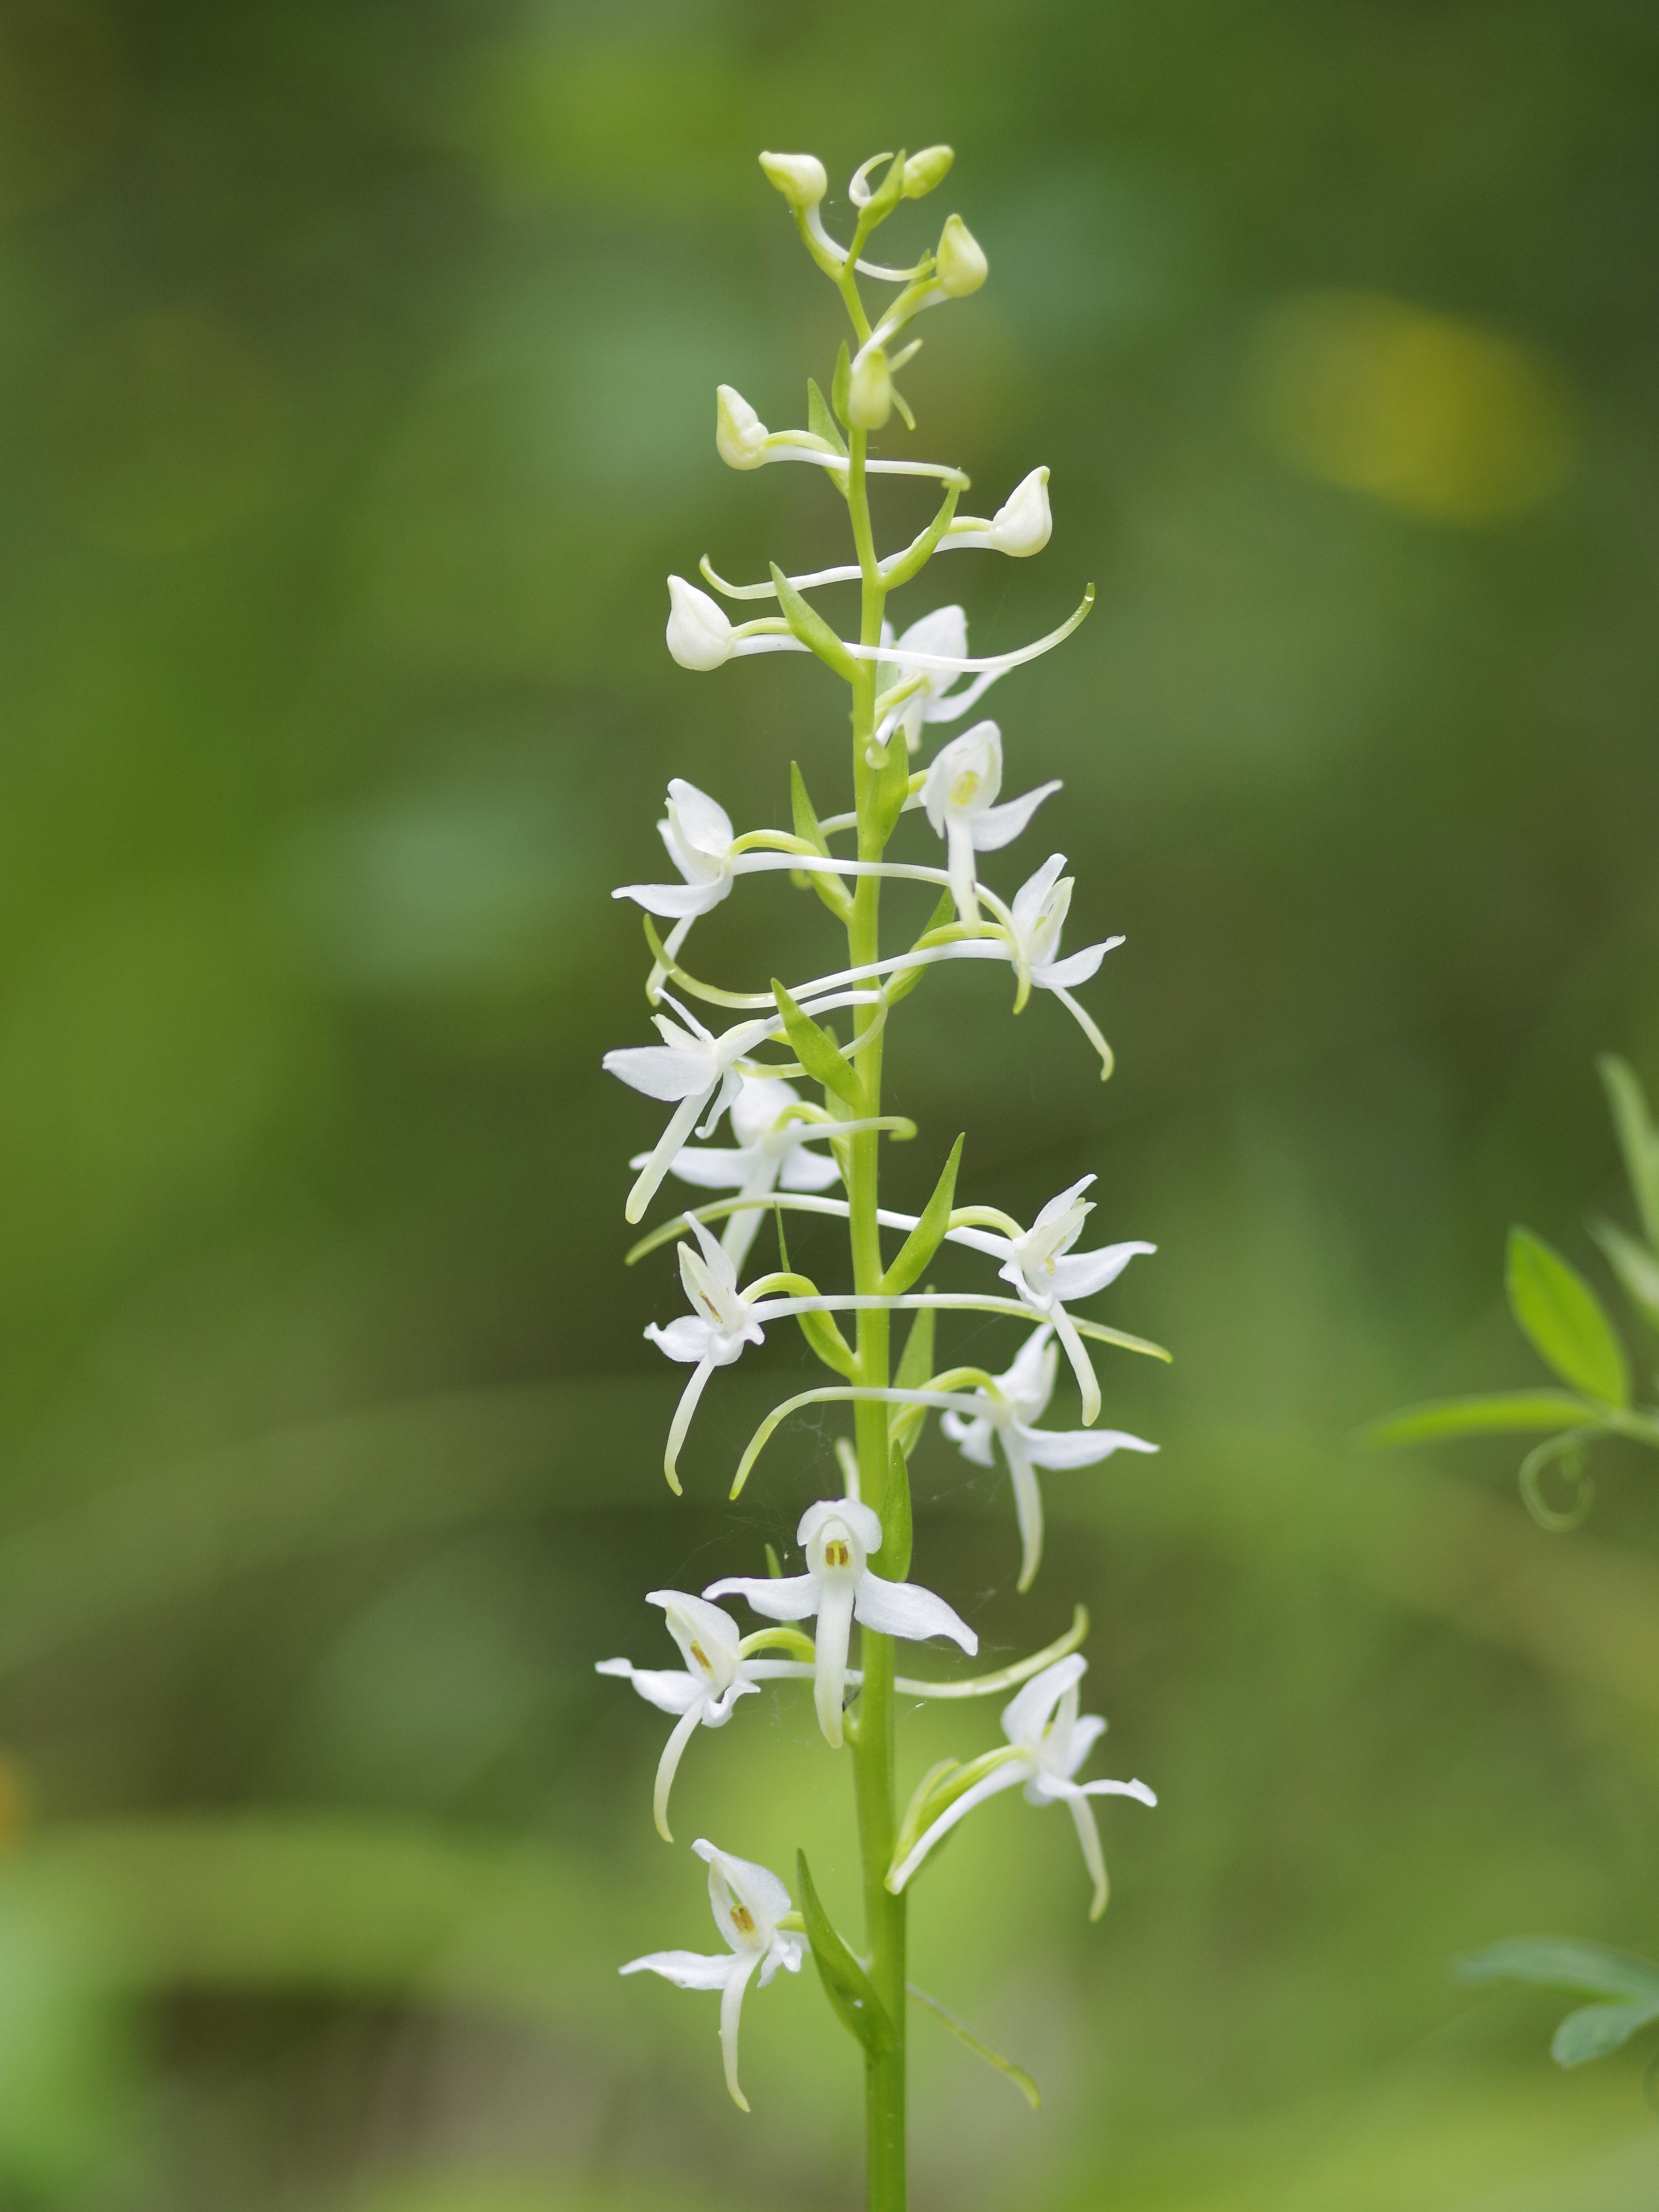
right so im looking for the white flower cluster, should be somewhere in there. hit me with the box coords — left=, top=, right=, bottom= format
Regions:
left=595, top=144, right=1163, bottom=2126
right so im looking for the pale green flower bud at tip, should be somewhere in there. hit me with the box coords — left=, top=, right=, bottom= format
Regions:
left=846, top=347, right=893, bottom=431
left=936, top=213, right=989, bottom=297
left=902, top=145, right=954, bottom=199
left=716, top=384, right=768, bottom=470
left=758, top=150, right=827, bottom=211
left=989, top=467, right=1052, bottom=556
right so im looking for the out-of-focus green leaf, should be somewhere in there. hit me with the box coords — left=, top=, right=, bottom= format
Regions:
left=1589, top=1217, right=1659, bottom=1337
left=1457, top=1937, right=1659, bottom=2001
left=1361, top=1390, right=1597, bottom=1448
left=1551, top=1999, right=1659, bottom=2066
left=1598, top=1054, right=1659, bottom=1251
left=1505, top=1229, right=1629, bottom=1405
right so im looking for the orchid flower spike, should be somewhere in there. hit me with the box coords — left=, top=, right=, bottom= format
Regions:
left=621, top=1839, right=806, bottom=2110
left=598, top=1590, right=812, bottom=1839
left=887, top=1655, right=1155, bottom=1918
left=1005, top=854, right=1123, bottom=1076
left=922, top=721, right=1061, bottom=925
left=644, top=1214, right=768, bottom=1490
left=646, top=1074, right=840, bottom=1274
left=707, top=1499, right=977, bottom=1748
left=941, top=1326, right=1157, bottom=1591
left=604, top=997, right=775, bottom=1225
left=949, top=1176, right=1154, bottom=1424
left=876, top=607, right=1009, bottom=754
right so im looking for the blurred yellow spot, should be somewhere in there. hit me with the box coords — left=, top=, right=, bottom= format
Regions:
left=0, top=0, right=121, bottom=216
left=1245, top=290, right=1573, bottom=523
left=49, top=312, right=285, bottom=552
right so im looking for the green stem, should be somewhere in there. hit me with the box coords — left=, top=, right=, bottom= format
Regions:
left=844, top=421, right=905, bottom=2211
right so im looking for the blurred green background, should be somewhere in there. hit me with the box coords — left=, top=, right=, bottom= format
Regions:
left=1, top=0, right=1658, bottom=2206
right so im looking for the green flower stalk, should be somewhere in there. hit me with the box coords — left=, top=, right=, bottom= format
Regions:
left=598, top=144, right=1168, bottom=2207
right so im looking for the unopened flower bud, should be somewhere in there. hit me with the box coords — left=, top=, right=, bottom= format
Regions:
left=715, top=385, right=768, bottom=470
left=666, top=576, right=733, bottom=671
left=758, top=151, right=827, bottom=211
left=988, top=467, right=1052, bottom=556
left=846, top=347, right=893, bottom=431
left=902, top=145, right=954, bottom=199
left=936, top=213, right=989, bottom=297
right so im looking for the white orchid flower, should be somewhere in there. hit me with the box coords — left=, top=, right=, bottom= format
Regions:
left=613, top=779, right=743, bottom=921
left=621, top=1838, right=806, bottom=2111
left=940, top=1325, right=1157, bottom=1591
left=644, top=1214, right=769, bottom=1488
left=1003, top=853, right=1122, bottom=1075
left=598, top=1590, right=813, bottom=1839
left=887, top=1655, right=1155, bottom=1917
left=922, top=721, right=1061, bottom=924
left=647, top=1074, right=841, bottom=1274
left=875, top=606, right=1007, bottom=754
left=948, top=1175, right=1154, bottom=1424
left=707, top=1498, right=977, bottom=1747
left=603, top=994, right=773, bottom=1224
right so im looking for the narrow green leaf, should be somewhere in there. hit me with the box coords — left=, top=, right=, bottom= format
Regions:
left=1552, top=1999, right=1659, bottom=2067
left=888, top=1305, right=937, bottom=1455
left=1590, top=1217, right=1659, bottom=1337
left=885, top=890, right=961, bottom=1006
left=806, top=377, right=847, bottom=458
left=771, top=980, right=865, bottom=1111
left=908, top=1983, right=1040, bottom=2110
left=790, top=760, right=831, bottom=855
left=796, top=1306, right=858, bottom=1380
left=765, top=1542, right=784, bottom=1579
left=1361, top=1390, right=1599, bottom=1448
left=1506, top=1228, right=1630, bottom=1405
left=771, top=564, right=856, bottom=681
left=1598, top=1054, right=1659, bottom=1251
left=880, top=1137, right=964, bottom=1295
left=790, top=761, right=851, bottom=923
left=796, top=1851, right=895, bottom=2056
left=831, top=342, right=851, bottom=429
left=1457, top=1937, right=1659, bottom=2002
left=894, top=1302, right=935, bottom=1392
left=883, top=1445, right=913, bottom=1580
